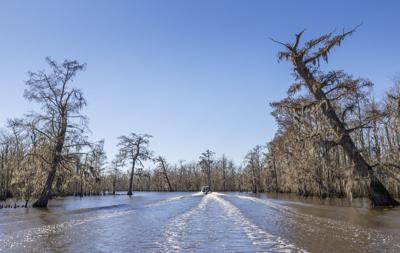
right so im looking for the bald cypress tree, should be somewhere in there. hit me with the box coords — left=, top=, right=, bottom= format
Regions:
left=272, top=27, right=398, bottom=206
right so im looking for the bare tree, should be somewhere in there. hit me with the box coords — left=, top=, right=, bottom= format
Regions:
left=221, top=154, right=228, bottom=191
left=273, top=27, right=398, bottom=206
left=245, top=145, right=264, bottom=193
left=117, top=133, right=152, bottom=195
left=83, top=140, right=107, bottom=195
left=154, top=156, right=174, bottom=192
left=110, top=157, right=124, bottom=195
left=21, top=58, right=87, bottom=207
left=199, top=149, right=215, bottom=189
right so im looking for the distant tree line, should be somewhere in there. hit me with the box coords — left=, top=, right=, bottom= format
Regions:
left=1, top=27, right=399, bottom=208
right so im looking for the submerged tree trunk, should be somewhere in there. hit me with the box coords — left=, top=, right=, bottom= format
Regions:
left=369, top=175, right=398, bottom=206
left=32, top=168, right=57, bottom=207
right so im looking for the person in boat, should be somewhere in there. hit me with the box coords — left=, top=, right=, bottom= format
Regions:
left=201, top=186, right=211, bottom=194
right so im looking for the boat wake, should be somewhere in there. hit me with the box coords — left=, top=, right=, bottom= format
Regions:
left=210, top=194, right=306, bottom=252
left=159, top=194, right=210, bottom=251
left=159, top=193, right=305, bottom=252
left=146, top=193, right=203, bottom=208
left=230, top=194, right=400, bottom=252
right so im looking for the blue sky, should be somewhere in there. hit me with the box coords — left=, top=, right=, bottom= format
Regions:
left=0, top=0, right=399, bottom=165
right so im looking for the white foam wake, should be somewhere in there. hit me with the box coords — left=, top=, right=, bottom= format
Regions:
left=231, top=194, right=398, bottom=250
left=191, top=192, right=203, bottom=197
left=146, top=193, right=203, bottom=208
left=210, top=194, right=306, bottom=252
left=146, top=195, right=186, bottom=208
left=159, top=195, right=210, bottom=251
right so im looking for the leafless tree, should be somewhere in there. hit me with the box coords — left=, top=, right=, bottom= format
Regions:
left=21, top=58, right=88, bottom=207
left=110, top=157, right=124, bottom=195
left=245, top=145, right=264, bottom=193
left=117, top=133, right=152, bottom=195
left=154, top=156, right=174, bottom=192
left=199, top=149, right=215, bottom=189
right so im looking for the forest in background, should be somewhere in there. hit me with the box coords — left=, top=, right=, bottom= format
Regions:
left=1, top=28, right=399, bottom=208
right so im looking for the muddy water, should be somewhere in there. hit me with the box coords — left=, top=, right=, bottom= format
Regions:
left=0, top=192, right=399, bottom=252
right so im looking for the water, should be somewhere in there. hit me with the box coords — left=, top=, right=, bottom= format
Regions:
left=0, top=192, right=399, bottom=252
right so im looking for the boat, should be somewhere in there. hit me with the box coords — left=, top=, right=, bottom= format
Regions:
left=201, top=186, right=211, bottom=194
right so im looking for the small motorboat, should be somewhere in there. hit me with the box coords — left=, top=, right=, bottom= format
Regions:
left=201, top=186, right=211, bottom=194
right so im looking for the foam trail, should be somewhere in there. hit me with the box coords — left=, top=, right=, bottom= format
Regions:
left=159, top=195, right=209, bottom=251
left=210, top=193, right=306, bottom=252
left=146, top=193, right=203, bottom=208
left=231, top=194, right=397, bottom=250
left=146, top=195, right=186, bottom=207
left=191, top=192, right=203, bottom=196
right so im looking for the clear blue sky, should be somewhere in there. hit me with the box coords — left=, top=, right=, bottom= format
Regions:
left=0, top=1, right=399, bottom=165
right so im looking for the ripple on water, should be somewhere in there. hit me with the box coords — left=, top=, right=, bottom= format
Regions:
left=228, top=194, right=400, bottom=253
left=0, top=208, right=135, bottom=252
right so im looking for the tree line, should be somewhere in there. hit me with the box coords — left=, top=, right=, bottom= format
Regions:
left=1, top=27, right=399, bottom=208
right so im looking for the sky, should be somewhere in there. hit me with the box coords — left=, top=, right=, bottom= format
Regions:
left=0, top=0, right=399, bottom=166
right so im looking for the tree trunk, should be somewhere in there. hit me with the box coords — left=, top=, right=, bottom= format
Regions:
left=32, top=168, right=57, bottom=207
left=369, top=174, right=398, bottom=206
left=294, top=58, right=398, bottom=206
left=272, top=155, right=279, bottom=193
left=251, top=166, right=257, bottom=193
left=163, top=170, right=173, bottom=192
left=223, top=169, right=226, bottom=192
left=112, top=175, right=116, bottom=195
left=373, top=120, right=381, bottom=162
left=127, top=161, right=135, bottom=196
left=33, top=117, right=66, bottom=208
left=4, top=145, right=10, bottom=200
left=80, top=172, right=84, bottom=197
left=207, top=166, right=211, bottom=188
left=384, top=123, right=393, bottom=151
left=222, top=157, right=227, bottom=192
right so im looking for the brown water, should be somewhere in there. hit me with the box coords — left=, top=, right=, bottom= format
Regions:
left=0, top=192, right=399, bottom=252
